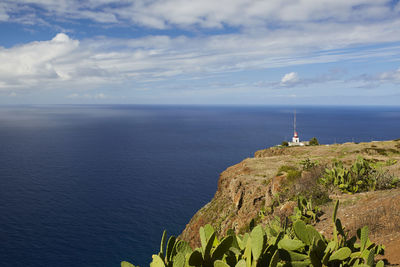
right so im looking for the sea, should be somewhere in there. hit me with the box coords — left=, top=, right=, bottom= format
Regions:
left=0, top=105, right=399, bottom=266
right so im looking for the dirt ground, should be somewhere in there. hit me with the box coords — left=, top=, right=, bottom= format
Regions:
left=315, top=188, right=400, bottom=265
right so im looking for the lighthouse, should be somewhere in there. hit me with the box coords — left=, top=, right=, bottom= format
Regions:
left=292, top=131, right=300, bottom=144
left=292, top=110, right=300, bottom=144
left=288, top=110, right=309, bottom=146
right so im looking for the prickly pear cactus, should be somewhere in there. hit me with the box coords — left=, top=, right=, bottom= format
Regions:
left=122, top=199, right=385, bottom=267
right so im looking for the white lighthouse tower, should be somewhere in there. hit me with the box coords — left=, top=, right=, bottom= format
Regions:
left=288, top=110, right=308, bottom=146
left=292, top=110, right=300, bottom=144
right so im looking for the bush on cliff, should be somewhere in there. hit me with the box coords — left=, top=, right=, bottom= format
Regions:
left=274, top=162, right=330, bottom=207
left=309, top=137, right=319, bottom=146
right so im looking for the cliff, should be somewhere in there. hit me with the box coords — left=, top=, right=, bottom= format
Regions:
left=179, top=139, right=400, bottom=264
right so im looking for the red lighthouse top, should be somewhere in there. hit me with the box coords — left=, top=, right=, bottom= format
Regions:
left=294, top=131, right=298, bottom=138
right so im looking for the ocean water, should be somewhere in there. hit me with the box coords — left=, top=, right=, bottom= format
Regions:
left=0, top=105, right=399, bottom=266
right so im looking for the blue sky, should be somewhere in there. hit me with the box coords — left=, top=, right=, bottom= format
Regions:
left=1, top=0, right=400, bottom=105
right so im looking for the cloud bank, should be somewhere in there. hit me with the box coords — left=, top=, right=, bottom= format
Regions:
left=2, top=27, right=400, bottom=92
left=2, top=0, right=400, bottom=29
left=1, top=0, right=400, bottom=100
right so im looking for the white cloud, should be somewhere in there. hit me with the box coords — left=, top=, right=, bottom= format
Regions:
left=66, top=93, right=107, bottom=99
left=349, top=67, right=400, bottom=88
left=281, top=72, right=299, bottom=86
left=94, top=93, right=106, bottom=99
left=67, top=93, right=79, bottom=98
left=1, top=1, right=399, bottom=103
left=0, top=3, right=9, bottom=21
left=2, top=0, right=396, bottom=29
left=379, top=68, right=400, bottom=82
left=124, top=0, right=393, bottom=29
left=2, top=21, right=400, bottom=93
left=0, top=33, right=79, bottom=88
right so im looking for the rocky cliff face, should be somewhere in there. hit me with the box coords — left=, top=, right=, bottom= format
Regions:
left=179, top=139, right=400, bottom=255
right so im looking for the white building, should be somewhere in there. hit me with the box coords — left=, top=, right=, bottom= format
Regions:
left=288, top=111, right=309, bottom=146
left=288, top=131, right=309, bottom=146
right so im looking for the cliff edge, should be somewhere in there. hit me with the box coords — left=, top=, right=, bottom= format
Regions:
left=179, top=139, right=400, bottom=264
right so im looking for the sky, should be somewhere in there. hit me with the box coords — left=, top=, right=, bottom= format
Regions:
left=0, top=0, right=400, bottom=105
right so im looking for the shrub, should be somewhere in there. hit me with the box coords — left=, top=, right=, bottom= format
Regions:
left=276, top=163, right=331, bottom=206
left=287, top=164, right=330, bottom=205
left=374, top=170, right=399, bottom=190
left=299, top=158, right=319, bottom=171
left=277, top=165, right=297, bottom=173
left=309, top=137, right=319, bottom=146
left=276, top=165, right=297, bottom=176
left=276, top=165, right=302, bottom=183
left=281, top=141, right=289, bottom=147
left=385, top=159, right=397, bottom=166
left=286, top=169, right=302, bottom=182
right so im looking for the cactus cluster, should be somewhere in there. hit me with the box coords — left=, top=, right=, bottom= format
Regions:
left=299, top=158, right=319, bottom=171
left=290, top=197, right=322, bottom=224
left=122, top=200, right=385, bottom=267
left=319, top=157, right=378, bottom=194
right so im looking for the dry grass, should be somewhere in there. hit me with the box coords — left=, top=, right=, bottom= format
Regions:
left=315, top=188, right=400, bottom=265
left=353, top=205, right=400, bottom=237
left=284, top=164, right=330, bottom=205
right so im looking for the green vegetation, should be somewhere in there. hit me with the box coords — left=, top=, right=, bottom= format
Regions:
left=286, top=169, right=302, bottom=182
left=281, top=141, right=289, bottom=147
left=362, top=147, right=400, bottom=156
left=309, top=137, right=319, bottom=146
left=369, top=159, right=398, bottom=169
left=290, top=196, right=322, bottom=224
left=299, top=158, right=319, bottom=171
left=385, top=159, right=397, bottom=166
left=319, top=157, right=399, bottom=194
left=275, top=162, right=329, bottom=206
left=278, top=165, right=297, bottom=173
left=122, top=201, right=385, bottom=267
left=271, top=154, right=398, bottom=225
left=277, top=165, right=301, bottom=181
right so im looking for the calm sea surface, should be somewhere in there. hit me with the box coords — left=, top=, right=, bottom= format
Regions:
left=0, top=105, right=399, bottom=266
